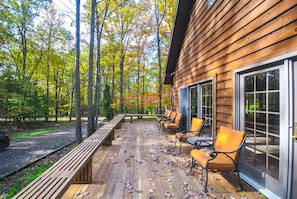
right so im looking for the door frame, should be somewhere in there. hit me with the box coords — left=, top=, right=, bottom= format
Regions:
left=234, top=57, right=296, bottom=199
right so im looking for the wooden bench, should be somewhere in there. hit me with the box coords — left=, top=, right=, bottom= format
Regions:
left=13, top=114, right=125, bottom=199
left=125, top=113, right=158, bottom=123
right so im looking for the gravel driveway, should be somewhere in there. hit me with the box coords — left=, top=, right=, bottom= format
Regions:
left=0, top=122, right=88, bottom=179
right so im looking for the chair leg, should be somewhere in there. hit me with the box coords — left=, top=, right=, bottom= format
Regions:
left=190, top=157, right=194, bottom=174
left=159, top=122, right=163, bottom=130
left=174, top=138, right=182, bottom=155
left=204, top=169, right=209, bottom=193
left=236, top=170, right=243, bottom=190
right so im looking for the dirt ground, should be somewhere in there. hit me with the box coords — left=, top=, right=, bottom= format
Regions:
left=0, top=120, right=77, bottom=135
left=0, top=143, right=75, bottom=197
left=0, top=120, right=85, bottom=198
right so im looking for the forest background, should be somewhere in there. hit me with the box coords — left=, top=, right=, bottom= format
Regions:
left=0, top=0, right=176, bottom=132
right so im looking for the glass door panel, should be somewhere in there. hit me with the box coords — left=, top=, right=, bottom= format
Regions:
left=190, top=86, right=198, bottom=120
left=201, top=83, right=213, bottom=136
left=201, top=83, right=213, bottom=123
left=244, top=69, right=280, bottom=179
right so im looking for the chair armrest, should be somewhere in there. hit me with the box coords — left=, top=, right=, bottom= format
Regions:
left=182, top=128, right=192, bottom=134
left=195, top=139, right=213, bottom=147
left=209, top=151, right=228, bottom=158
left=209, top=136, right=246, bottom=158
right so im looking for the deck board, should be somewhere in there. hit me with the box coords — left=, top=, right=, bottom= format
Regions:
left=63, top=119, right=265, bottom=199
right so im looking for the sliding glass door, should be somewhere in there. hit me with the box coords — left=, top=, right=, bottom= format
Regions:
left=187, top=81, right=213, bottom=136
left=238, top=64, right=290, bottom=198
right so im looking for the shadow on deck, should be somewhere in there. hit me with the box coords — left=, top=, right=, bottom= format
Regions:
left=62, top=119, right=264, bottom=199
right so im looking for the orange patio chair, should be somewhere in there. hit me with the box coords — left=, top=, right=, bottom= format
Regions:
left=175, top=117, right=204, bottom=154
left=162, top=112, right=183, bottom=131
left=190, top=126, right=246, bottom=193
left=159, top=111, right=176, bottom=129
left=156, top=109, right=169, bottom=120
left=156, top=109, right=172, bottom=128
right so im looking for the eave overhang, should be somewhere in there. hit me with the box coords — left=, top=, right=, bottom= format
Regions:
left=164, top=0, right=194, bottom=85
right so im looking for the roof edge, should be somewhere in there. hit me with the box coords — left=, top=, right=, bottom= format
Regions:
left=164, top=0, right=195, bottom=85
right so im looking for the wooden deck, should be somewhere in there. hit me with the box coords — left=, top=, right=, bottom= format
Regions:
left=62, top=119, right=264, bottom=199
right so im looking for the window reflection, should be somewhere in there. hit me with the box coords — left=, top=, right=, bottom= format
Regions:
left=268, top=92, right=279, bottom=112
left=245, top=76, right=254, bottom=92
left=190, top=86, right=198, bottom=119
left=202, top=83, right=212, bottom=122
left=256, top=73, right=266, bottom=91
left=244, top=69, right=280, bottom=180
left=256, top=93, right=266, bottom=111
left=201, top=83, right=213, bottom=137
left=268, top=70, right=279, bottom=90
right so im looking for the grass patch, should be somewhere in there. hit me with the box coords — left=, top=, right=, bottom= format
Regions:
left=9, top=127, right=61, bottom=141
left=0, top=162, right=55, bottom=199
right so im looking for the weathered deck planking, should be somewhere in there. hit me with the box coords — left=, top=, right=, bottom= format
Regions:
left=63, top=119, right=265, bottom=199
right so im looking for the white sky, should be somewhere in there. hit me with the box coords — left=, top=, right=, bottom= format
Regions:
left=53, top=0, right=87, bottom=36
left=53, top=0, right=77, bottom=17
left=53, top=0, right=76, bottom=31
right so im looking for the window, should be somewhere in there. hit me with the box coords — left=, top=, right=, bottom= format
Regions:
left=208, top=0, right=216, bottom=8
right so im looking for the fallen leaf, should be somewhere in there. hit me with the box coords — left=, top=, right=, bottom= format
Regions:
left=164, top=190, right=172, bottom=197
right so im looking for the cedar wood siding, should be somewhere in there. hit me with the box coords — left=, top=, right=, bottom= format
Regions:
left=170, top=0, right=297, bottom=131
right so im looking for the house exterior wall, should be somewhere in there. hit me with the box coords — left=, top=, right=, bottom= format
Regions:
left=171, top=0, right=297, bottom=131
left=168, top=0, right=297, bottom=198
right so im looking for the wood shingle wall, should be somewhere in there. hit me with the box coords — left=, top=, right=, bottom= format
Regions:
left=172, top=0, right=297, bottom=131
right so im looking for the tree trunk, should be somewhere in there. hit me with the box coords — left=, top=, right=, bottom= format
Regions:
left=119, top=53, right=124, bottom=113
left=154, top=1, right=167, bottom=115
left=75, top=0, right=82, bottom=144
left=137, top=56, right=140, bottom=113
left=45, top=27, right=52, bottom=122
left=87, top=0, right=96, bottom=136
left=142, top=63, right=145, bottom=114
left=69, top=79, right=75, bottom=122
left=112, top=63, right=115, bottom=103
left=94, top=1, right=109, bottom=129
left=94, top=12, right=101, bottom=130
left=55, top=73, right=58, bottom=122
left=156, top=24, right=162, bottom=115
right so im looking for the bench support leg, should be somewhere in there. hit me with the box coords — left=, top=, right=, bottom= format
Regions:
left=74, top=158, right=92, bottom=183
left=104, top=130, right=114, bottom=146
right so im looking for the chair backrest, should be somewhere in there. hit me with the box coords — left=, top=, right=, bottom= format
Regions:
left=174, top=112, right=183, bottom=125
left=166, top=109, right=172, bottom=118
left=169, top=111, right=177, bottom=121
left=162, top=109, right=169, bottom=117
left=214, top=126, right=245, bottom=160
left=190, top=118, right=204, bottom=136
